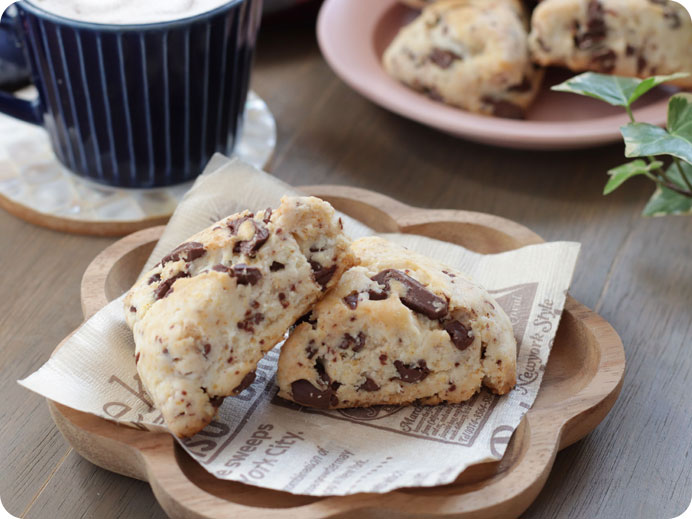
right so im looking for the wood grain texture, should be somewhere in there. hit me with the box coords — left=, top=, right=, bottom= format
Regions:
left=1, top=9, right=690, bottom=519
left=46, top=187, right=623, bottom=519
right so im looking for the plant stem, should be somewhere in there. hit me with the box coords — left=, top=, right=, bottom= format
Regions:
left=646, top=162, right=692, bottom=198
left=648, top=173, right=692, bottom=197
left=660, top=181, right=692, bottom=197
left=625, top=105, right=635, bottom=123
left=674, top=157, right=692, bottom=192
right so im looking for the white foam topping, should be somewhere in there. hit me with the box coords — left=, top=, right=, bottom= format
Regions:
left=29, top=0, right=235, bottom=25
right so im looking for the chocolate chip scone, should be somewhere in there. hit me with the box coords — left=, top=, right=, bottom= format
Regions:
left=529, top=0, right=692, bottom=88
left=383, top=0, right=544, bottom=119
left=276, top=237, right=516, bottom=409
left=124, top=196, right=354, bottom=437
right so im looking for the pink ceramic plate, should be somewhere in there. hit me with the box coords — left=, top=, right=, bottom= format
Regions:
left=317, top=0, right=674, bottom=149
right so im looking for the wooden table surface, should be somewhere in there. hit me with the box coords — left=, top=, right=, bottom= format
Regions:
left=2, top=12, right=691, bottom=519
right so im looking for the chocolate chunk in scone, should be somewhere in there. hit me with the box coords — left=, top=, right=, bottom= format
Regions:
left=124, top=196, right=355, bottom=437
left=529, top=0, right=692, bottom=87
left=276, top=237, right=517, bottom=410
left=383, top=0, right=544, bottom=118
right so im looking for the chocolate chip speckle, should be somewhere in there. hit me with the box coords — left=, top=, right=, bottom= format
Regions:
left=310, top=261, right=337, bottom=289
left=359, top=377, right=380, bottom=392
left=343, top=292, right=359, bottom=309
left=161, top=242, right=206, bottom=266
left=394, top=360, right=430, bottom=383
left=233, top=371, right=256, bottom=394
left=154, top=271, right=190, bottom=300
left=233, top=264, right=262, bottom=285
left=429, top=47, right=461, bottom=68
left=371, top=269, right=448, bottom=320
left=444, top=320, right=474, bottom=351
left=270, top=261, right=285, bottom=271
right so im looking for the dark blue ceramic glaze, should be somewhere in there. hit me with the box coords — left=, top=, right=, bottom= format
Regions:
left=0, top=0, right=262, bottom=187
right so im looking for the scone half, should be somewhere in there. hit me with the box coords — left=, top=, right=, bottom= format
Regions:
left=124, top=196, right=354, bottom=437
left=277, top=237, right=517, bottom=409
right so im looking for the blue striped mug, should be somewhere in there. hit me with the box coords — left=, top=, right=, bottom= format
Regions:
left=0, top=0, right=262, bottom=187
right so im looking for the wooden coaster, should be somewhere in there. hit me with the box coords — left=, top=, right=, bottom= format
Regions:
left=0, top=90, right=276, bottom=237
left=49, top=186, right=625, bottom=518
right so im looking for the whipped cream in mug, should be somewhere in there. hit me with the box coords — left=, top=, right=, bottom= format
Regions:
left=28, top=0, right=235, bottom=24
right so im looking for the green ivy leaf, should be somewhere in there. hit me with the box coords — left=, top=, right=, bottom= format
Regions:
left=621, top=122, right=692, bottom=164
left=552, top=73, right=641, bottom=107
left=667, top=93, right=692, bottom=142
left=604, top=159, right=662, bottom=194
left=551, top=72, right=687, bottom=108
left=642, top=161, right=692, bottom=216
left=628, top=73, right=689, bottom=106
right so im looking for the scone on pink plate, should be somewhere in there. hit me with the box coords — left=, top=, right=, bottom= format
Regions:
left=383, top=0, right=544, bottom=118
left=124, top=196, right=355, bottom=437
left=277, top=237, right=517, bottom=410
left=529, top=0, right=692, bottom=88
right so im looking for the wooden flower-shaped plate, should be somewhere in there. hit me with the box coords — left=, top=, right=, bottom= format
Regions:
left=48, top=186, right=625, bottom=519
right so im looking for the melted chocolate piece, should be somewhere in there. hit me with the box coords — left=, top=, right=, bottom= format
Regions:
left=663, top=7, right=681, bottom=28
left=315, top=357, right=330, bottom=385
left=233, top=371, right=256, bottom=394
left=154, top=271, right=190, bottom=300
left=306, top=340, right=317, bottom=359
left=338, top=332, right=366, bottom=353
left=161, top=242, right=206, bottom=266
left=148, top=273, right=161, bottom=285
left=233, top=264, right=262, bottom=285
left=394, top=360, right=430, bottom=383
left=508, top=77, right=532, bottom=92
left=263, top=208, right=272, bottom=223
left=237, top=312, right=264, bottom=332
left=444, top=320, right=474, bottom=351
left=352, top=332, right=366, bottom=353
left=212, top=264, right=230, bottom=274
left=423, top=86, right=444, bottom=102
left=209, top=395, right=225, bottom=408
left=294, top=311, right=317, bottom=329
left=292, top=357, right=340, bottom=407
left=429, top=48, right=461, bottom=69
left=129, top=306, right=136, bottom=313
left=591, top=48, right=616, bottom=73
left=371, top=269, right=448, bottom=320
left=482, top=97, right=524, bottom=119
left=212, top=263, right=262, bottom=285
left=233, top=222, right=269, bottom=257
left=637, top=54, right=648, bottom=74
left=270, top=261, right=285, bottom=271
left=367, top=289, right=388, bottom=301
left=574, top=0, right=606, bottom=50
left=309, top=261, right=337, bottom=289
left=227, top=215, right=253, bottom=235
left=291, top=379, right=334, bottom=408
left=343, top=292, right=359, bottom=309
left=359, top=377, right=380, bottom=392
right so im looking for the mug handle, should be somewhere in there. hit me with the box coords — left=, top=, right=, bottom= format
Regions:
left=0, top=6, right=42, bottom=125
